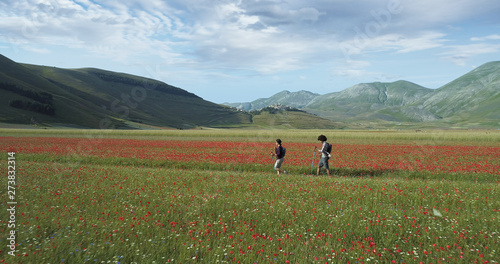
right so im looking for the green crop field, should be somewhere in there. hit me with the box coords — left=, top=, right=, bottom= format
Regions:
left=1, top=129, right=499, bottom=263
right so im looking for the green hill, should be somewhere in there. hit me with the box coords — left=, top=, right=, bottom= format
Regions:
left=304, top=80, right=434, bottom=122
left=226, top=90, right=320, bottom=111
left=1, top=54, right=337, bottom=129
left=0, top=54, right=252, bottom=129
left=249, top=105, right=341, bottom=129
left=416, top=61, right=500, bottom=128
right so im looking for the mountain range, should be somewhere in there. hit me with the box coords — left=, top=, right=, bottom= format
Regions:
left=0, top=54, right=338, bottom=129
left=1, top=52, right=499, bottom=129
left=227, top=61, right=500, bottom=129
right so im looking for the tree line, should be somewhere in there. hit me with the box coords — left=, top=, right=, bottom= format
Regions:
left=1, top=82, right=55, bottom=116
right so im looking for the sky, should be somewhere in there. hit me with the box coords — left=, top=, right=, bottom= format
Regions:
left=1, top=0, right=500, bottom=103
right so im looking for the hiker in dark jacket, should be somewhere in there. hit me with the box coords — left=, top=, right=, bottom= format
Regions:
left=270, top=139, right=286, bottom=176
left=316, top=135, right=331, bottom=176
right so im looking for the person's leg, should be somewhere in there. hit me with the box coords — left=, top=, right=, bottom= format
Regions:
left=317, top=158, right=325, bottom=176
left=325, top=159, right=331, bottom=176
left=275, top=158, right=284, bottom=175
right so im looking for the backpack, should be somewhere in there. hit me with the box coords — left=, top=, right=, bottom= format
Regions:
left=325, top=143, right=332, bottom=154
left=281, top=146, right=286, bottom=157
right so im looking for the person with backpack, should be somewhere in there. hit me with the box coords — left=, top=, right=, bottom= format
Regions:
left=270, top=139, right=286, bottom=176
left=315, top=135, right=332, bottom=176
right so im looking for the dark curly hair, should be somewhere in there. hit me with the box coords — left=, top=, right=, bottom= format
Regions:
left=317, top=135, right=327, bottom=142
left=276, top=139, right=282, bottom=144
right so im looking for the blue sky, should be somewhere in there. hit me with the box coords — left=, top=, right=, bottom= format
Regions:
left=1, top=0, right=500, bottom=103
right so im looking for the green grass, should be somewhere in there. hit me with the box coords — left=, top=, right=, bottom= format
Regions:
left=1, top=129, right=499, bottom=263
left=1, top=128, right=499, bottom=145
left=3, top=162, right=498, bottom=263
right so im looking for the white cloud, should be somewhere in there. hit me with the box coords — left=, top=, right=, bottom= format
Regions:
left=0, top=0, right=192, bottom=65
left=332, top=59, right=370, bottom=78
left=440, top=43, right=500, bottom=66
left=333, top=68, right=368, bottom=78
left=332, top=67, right=400, bottom=83
left=391, top=0, right=500, bottom=28
left=22, top=45, right=51, bottom=54
left=339, top=32, right=446, bottom=61
left=1, top=0, right=500, bottom=79
left=294, top=7, right=323, bottom=22
left=178, top=2, right=335, bottom=74
left=393, top=32, right=447, bottom=53
left=471, top=34, right=500, bottom=42
left=332, top=59, right=400, bottom=82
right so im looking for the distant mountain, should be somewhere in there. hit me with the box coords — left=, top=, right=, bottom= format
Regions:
left=228, top=62, right=500, bottom=128
left=3, top=52, right=498, bottom=129
left=248, top=104, right=341, bottom=129
left=415, top=61, right=500, bottom=125
left=225, top=90, right=320, bottom=111
left=305, top=80, right=435, bottom=122
left=0, top=54, right=251, bottom=129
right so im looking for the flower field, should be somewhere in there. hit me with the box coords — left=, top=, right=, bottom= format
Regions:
left=2, top=136, right=499, bottom=175
left=0, top=130, right=499, bottom=263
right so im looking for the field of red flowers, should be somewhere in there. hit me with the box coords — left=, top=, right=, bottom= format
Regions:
left=2, top=136, right=500, bottom=175
left=1, top=131, right=499, bottom=263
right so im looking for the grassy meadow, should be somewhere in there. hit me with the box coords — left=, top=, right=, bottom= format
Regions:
left=1, top=128, right=499, bottom=263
